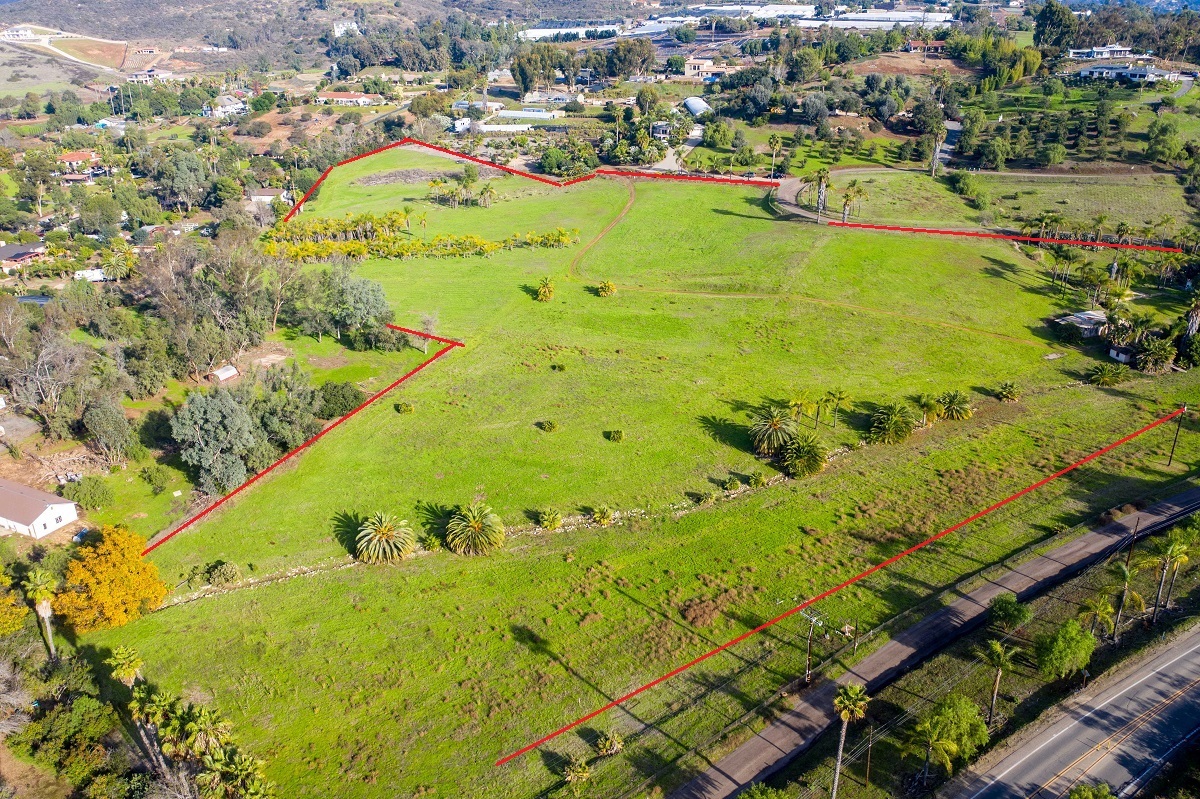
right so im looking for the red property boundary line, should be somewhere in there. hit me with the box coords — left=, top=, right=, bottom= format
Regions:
left=140, top=325, right=464, bottom=557
left=281, top=137, right=780, bottom=223
left=827, top=221, right=1184, bottom=253
left=494, top=406, right=1188, bottom=766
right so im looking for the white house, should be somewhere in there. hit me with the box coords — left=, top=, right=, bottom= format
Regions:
left=204, top=95, right=248, bottom=120
left=246, top=187, right=289, bottom=205
left=1078, top=64, right=1180, bottom=83
left=1, top=27, right=35, bottom=41
left=1057, top=309, right=1107, bottom=338
left=316, top=91, right=383, bottom=107
left=0, top=478, right=78, bottom=540
left=333, top=20, right=361, bottom=38
left=1068, top=44, right=1132, bottom=60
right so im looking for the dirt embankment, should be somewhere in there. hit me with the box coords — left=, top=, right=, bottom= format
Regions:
left=355, top=166, right=507, bottom=186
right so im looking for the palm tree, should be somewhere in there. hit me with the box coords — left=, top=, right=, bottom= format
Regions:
left=1089, top=363, right=1130, bottom=387
left=415, top=212, right=429, bottom=240
left=978, top=640, right=1020, bottom=726
left=748, top=406, right=798, bottom=456
left=812, top=167, right=831, bottom=221
left=185, top=704, right=233, bottom=759
left=1162, top=536, right=1190, bottom=611
left=869, top=403, right=917, bottom=444
left=446, top=502, right=506, bottom=555
left=355, top=512, right=416, bottom=564
left=904, top=714, right=958, bottom=787
left=1092, top=213, right=1109, bottom=244
left=1078, top=595, right=1115, bottom=637
left=790, top=391, right=818, bottom=425
left=1115, top=221, right=1133, bottom=244
left=830, top=682, right=870, bottom=799
left=129, top=684, right=169, bottom=776
left=768, top=133, right=782, bottom=174
left=783, top=433, right=828, bottom=477
left=825, top=388, right=850, bottom=429
left=1141, top=537, right=1187, bottom=623
left=1106, top=560, right=1145, bottom=638
left=22, top=568, right=57, bottom=660
left=913, top=393, right=943, bottom=427
left=106, top=646, right=144, bottom=687
left=198, top=744, right=274, bottom=799
left=480, top=183, right=497, bottom=208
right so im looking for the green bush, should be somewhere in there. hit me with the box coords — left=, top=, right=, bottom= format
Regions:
left=61, top=476, right=113, bottom=510
left=592, top=506, right=614, bottom=526
left=207, top=561, right=242, bottom=587
left=319, top=381, right=367, bottom=418
left=539, top=420, right=559, bottom=432
left=722, top=476, right=742, bottom=491
left=748, top=471, right=768, bottom=488
left=394, top=402, right=415, bottom=414
left=606, top=430, right=624, bottom=443
left=538, top=508, right=563, bottom=530
left=139, top=464, right=171, bottom=495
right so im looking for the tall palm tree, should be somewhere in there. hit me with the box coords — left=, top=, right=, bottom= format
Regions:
left=1092, top=213, right=1109, bottom=245
left=106, top=646, right=144, bottom=687
left=789, top=391, right=818, bottom=425
left=749, top=406, right=798, bottom=455
left=129, top=684, right=169, bottom=776
left=480, top=183, right=497, bottom=208
left=978, top=640, right=1020, bottom=726
left=812, top=167, right=831, bottom=221
left=1162, top=536, right=1190, bottom=611
left=905, top=714, right=958, bottom=787
left=355, top=513, right=416, bottom=564
left=830, top=682, right=870, bottom=799
left=185, top=704, right=233, bottom=759
left=1106, top=560, right=1145, bottom=638
left=1143, top=537, right=1188, bottom=623
left=446, top=502, right=506, bottom=556
left=1078, top=595, right=1115, bottom=637
left=768, top=133, right=782, bottom=174
left=22, top=569, right=57, bottom=660
left=913, top=393, right=943, bottom=427
left=825, top=388, right=850, bottom=429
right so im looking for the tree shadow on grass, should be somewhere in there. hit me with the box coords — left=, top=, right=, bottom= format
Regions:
left=332, top=511, right=365, bottom=556
left=698, top=415, right=753, bottom=452
left=518, top=284, right=541, bottom=301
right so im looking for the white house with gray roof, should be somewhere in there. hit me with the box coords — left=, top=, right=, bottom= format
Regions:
left=0, top=478, right=77, bottom=539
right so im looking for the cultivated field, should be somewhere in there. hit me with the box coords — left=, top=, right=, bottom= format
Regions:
left=86, top=147, right=1200, bottom=799
left=51, top=36, right=126, bottom=70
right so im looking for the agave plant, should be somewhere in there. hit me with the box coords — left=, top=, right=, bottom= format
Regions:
left=446, top=502, right=506, bottom=555
left=597, top=280, right=617, bottom=297
left=592, top=506, right=614, bottom=526
left=539, top=508, right=563, bottom=530
left=938, top=390, right=973, bottom=421
left=536, top=276, right=554, bottom=302
left=748, top=405, right=798, bottom=456
left=748, top=471, right=769, bottom=489
left=783, top=433, right=828, bottom=477
left=355, top=513, right=416, bottom=564
left=596, top=729, right=625, bottom=756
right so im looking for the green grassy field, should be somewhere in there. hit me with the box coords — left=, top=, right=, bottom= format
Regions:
left=83, top=146, right=1200, bottom=799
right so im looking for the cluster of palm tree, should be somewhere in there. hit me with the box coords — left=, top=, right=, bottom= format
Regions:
left=1021, top=212, right=1183, bottom=249
left=119, top=648, right=274, bottom=799
left=101, top=240, right=140, bottom=283
left=869, top=390, right=972, bottom=444
left=747, top=390, right=848, bottom=478
left=1090, top=528, right=1193, bottom=639
left=427, top=177, right=498, bottom=209
left=840, top=179, right=869, bottom=223
left=262, top=227, right=578, bottom=262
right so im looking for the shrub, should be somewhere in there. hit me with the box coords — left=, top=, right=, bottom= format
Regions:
left=320, top=381, right=366, bottom=418
left=697, top=490, right=717, bottom=506
left=536, top=276, right=554, bottom=302
left=61, top=476, right=113, bottom=510
left=748, top=471, right=768, bottom=488
left=723, top=476, right=742, bottom=491
left=596, top=729, right=624, bottom=756
left=989, top=592, right=1032, bottom=631
left=538, top=420, right=559, bottom=432
left=1054, top=320, right=1084, bottom=344
left=418, top=530, right=443, bottom=552
left=1035, top=619, right=1096, bottom=679
left=783, top=433, right=828, bottom=477
left=597, top=280, right=616, bottom=297
left=394, top=402, right=415, bottom=414
left=139, top=464, right=171, bottom=495
left=938, top=390, right=973, bottom=421
left=206, top=561, right=241, bottom=587
left=1089, top=363, right=1130, bottom=387
left=592, top=505, right=614, bottom=526
left=356, top=512, right=416, bottom=564
left=1137, top=336, right=1176, bottom=374
left=997, top=381, right=1021, bottom=402
left=52, top=525, right=167, bottom=633
left=868, top=403, right=916, bottom=444
left=539, top=508, right=563, bottom=530
left=0, top=590, right=29, bottom=636
left=606, top=429, right=624, bottom=443
left=563, top=756, right=591, bottom=792
left=446, top=502, right=505, bottom=555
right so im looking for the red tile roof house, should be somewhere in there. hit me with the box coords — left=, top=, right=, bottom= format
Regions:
left=57, top=150, right=100, bottom=173
left=0, top=477, right=78, bottom=539
left=316, top=91, right=384, bottom=107
left=0, top=241, right=47, bottom=275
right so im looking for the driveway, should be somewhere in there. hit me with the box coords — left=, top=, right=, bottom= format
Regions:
left=670, top=484, right=1200, bottom=799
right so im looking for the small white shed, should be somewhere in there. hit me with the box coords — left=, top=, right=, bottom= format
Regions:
left=207, top=364, right=240, bottom=384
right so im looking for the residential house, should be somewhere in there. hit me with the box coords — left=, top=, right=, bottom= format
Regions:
left=451, top=100, right=505, bottom=113
left=316, top=91, right=384, bottom=107
left=0, top=27, right=35, bottom=41
left=126, top=69, right=178, bottom=84
left=449, top=117, right=471, bottom=133
left=906, top=40, right=947, bottom=54
left=521, top=90, right=585, bottom=105
left=0, top=242, right=46, bottom=274
left=1056, top=309, right=1107, bottom=338
left=333, top=20, right=361, bottom=38
left=1078, top=64, right=1181, bottom=83
left=651, top=121, right=671, bottom=141
left=1108, top=345, right=1136, bottom=364
left=0, top=477, right=78, bottom=540
left=203, top=95, right=248, bottom=119
left=246, top=187, right=289, bottom=205
left=683, top=58, right=727, bottom=81
left=1068, top=44, right=1133, bottom=59
left=57, top=150, right=99, bottom=172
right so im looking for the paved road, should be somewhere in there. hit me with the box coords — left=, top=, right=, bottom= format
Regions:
left=1173, top=77, right=1194, bottom=99
left=670, top=484, right=1200, bottom=799
left=956, top=625, right=1200, bottom=799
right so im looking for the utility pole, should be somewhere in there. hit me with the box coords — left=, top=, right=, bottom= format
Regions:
left=1167, top=405, right=1187, bottom=467
left=802, top=610, right=823, bottom=683
left=864, top=725, right=874, bottom=788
